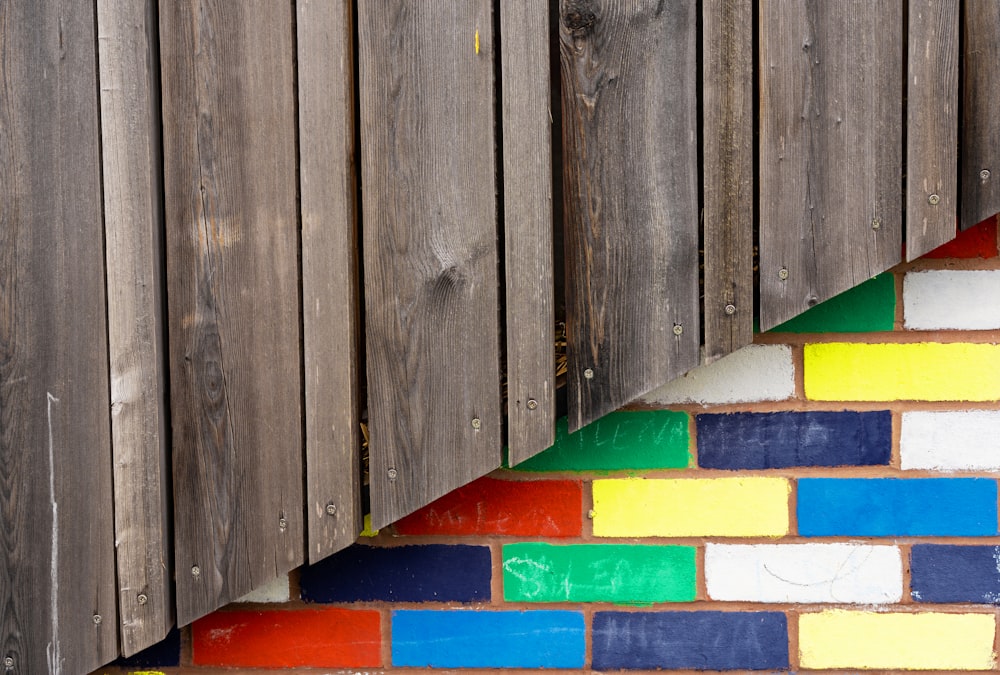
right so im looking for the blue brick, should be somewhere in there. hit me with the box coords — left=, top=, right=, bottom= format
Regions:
left=798, top=478, right=998, bottom=536
left=392, top=610, right=585, bottom=669
left=697, top=410, right=891, bottom=469
left=911, top=545, right=1000, bottom=603
left=112, top=627, right=181, bottom=668
left=301, top=544, right=490, bottom=603
left=592, top=611, right=789, bottom=671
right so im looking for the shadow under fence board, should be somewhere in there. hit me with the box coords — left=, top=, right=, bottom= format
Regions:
left=0, top=1, right=119, bottom=671
left=160, top=2, right=304, bottom=625
left=759, top=0, right=903, bottom=331
left=702, top=0, right=754, bottom=364
left=502, top=3, right=556, bottom=467
left=360, top=0, right=502, bottom=529
left=296, top=0, right=363, bottom=564
left=560, top=0, right=700, bottom=432
left=905, top=0, right=959, bottom=261
left=960, top=1, right=1000, bottom=230
left=97, top=0, right=173, bottom=655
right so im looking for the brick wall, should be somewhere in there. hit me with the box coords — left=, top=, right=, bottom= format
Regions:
left=106, top=216, right=1000, bottom=673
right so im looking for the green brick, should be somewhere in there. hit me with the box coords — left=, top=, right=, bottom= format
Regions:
left=768, top=272, right=895, bottom=333
left=509, top=412, right=690, bottom=473
left=503, top=543, right=696, bottom=604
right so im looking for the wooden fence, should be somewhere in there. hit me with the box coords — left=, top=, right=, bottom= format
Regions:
left=1, top=0, right=998, bottom=670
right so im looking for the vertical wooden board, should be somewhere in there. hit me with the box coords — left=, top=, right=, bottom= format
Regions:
left=560, top=0, right=700, bottom=432
left=360, top=0, right=502, bottom=529
left=160, top=1, right=304, bottom=624
left=960, top=1, right=1000, bottom=229
left=297, top=0, right=363, bottom=563
left=0, top=1, right=119, bottom=672
left=702, top=0, right=754, bottom=363
left=97, top=0, right=173, bottom=654
left=906, top=0, right=959, bottom=260
left=502, top=4, right=556, bottom=466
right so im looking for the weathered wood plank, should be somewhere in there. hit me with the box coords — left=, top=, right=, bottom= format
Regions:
left=906, top=0, right=959, bottom=260
left=97, top=0, right=173, bottom=654
left=759, top=0, right=902, bottom=330
left=560, top=0, right=700, bottom=431
left=960, top=0, right=1000, bottom=229
left=502, top=3, right=556, bottom=466
left=0, top=1, right=119, bottom=671
left=360, top=0, right=502, bottom=529
left=296, top=0, right=363, bottom=563
left=160, top=1, right=304, bottom=624
left=703, top=0, right=754, bottom=362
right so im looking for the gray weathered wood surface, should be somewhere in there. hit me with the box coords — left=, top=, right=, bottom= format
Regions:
left=906, top=0, right=959, bottom=260
left=160, top=0, right=304, bottom=624
left=960, top=0, right=1000, bottom=229
left=702, top=0, right=754, bottom=362
left=297, top=0, right=363, bottom=563
left=502, top=3, right=556, bottom=466
left=97, top=0, right=173, bottom=655
left=759, top=0, right=902, bottom=330
left=560, top=0, right=700, bottom=431
left=360, top=0, right=502, bottom=529
left=0, top=2, right=119, bottom=671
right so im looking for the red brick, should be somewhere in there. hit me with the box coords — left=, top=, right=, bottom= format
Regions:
left=393, top=476, right=583, bottom=537
left=921, top=216, right=998, bottom=259
left=192, top=608, right=381, bottom=668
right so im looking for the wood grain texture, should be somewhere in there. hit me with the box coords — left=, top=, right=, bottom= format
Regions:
left=501, top=3, right=556, bottom=466
left=702, top=0, right=754, bottom=362
left=560, top=0, right=700, bottom=432
left=97, top=0, right=173, bottom=654
left=0, top=1, right=119, bottom=671
left=160, top=0, right=304, bottom=625
left=759, top=1, right=903, bottom=331
left=960, top=0, right=1000, bottom=229
left=360, top=0, right=502, bottom=529
left=906, top=0, right=959, bottom=260
left=297, top=0, right=363, bottom=563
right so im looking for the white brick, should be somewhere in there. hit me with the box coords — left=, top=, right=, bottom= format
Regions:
left=904, top=270, right=1000, bottom=330
left=705, top=543, right=902, bottom=604
left=641, top=344, right=795, bottom=405
left=901, top=410, right=1000, bottom=471
left=235, top=574, right=291, bottom=603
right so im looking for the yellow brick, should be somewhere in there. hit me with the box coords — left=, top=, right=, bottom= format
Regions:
left=591, top=478, right=789, bottom=537
left=799, top=610, right=996, bottom=670
left=805, top=342, right=1000, bottom=401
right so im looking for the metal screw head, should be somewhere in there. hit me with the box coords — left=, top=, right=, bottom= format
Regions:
left=724, top=304, right=736, bottom=315
left=278, top=517, right=288, bottom=531
left=471, top=417, right=482, bottom=430
left=672, top=324, right=683, bottom=336
left=928, top=193, right=940, bottom=205
left=191, top=565, right=201, bottom=577
left=326, top=503, right=337, bottom=516
left=526, top=399, right=538, bottom=410
left=778, top=267, right=789, bottom=280
left=981, top=169, right=992, bottom=181
left=586, top=509, right=596, bottom=519
left=4, top=656, right=13, bottom=668
left=871, top=217, right=881, bottom=231
left=136, top=593, right=148, bottom=606
left=387, top=467, right=398, bottom=480
left=583, top=368, right=594, bottom=379
left=93, top=614, right=102, bottom=625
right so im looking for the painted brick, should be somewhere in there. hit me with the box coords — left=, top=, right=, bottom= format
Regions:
left=797, top=478, right=998, bottom=536
left=799, top=610, right=996, bottom=670
left=905, top=270, right=1000, bottom=330
left=922, top=215, right=998, bottom=259
left=911, top=545, right=1000, bottom=603
left=705, top=543, right=902, bottom=603
left=391, top=610, right=585, bottom=669
left=503, top=543, right=696, bottom=604
left=804, top=342, right=1000, bottom=401
left=592, top=611, right=789, bottom=671
left=592, top=478, right=789, bottom=537
left=511, top=411, right=689, bottom=472
left=769, top=272, right=895, bottom=333
left=697, top=410, right=891, bottom=469
left=112, top=628, right=181, bottom=668
left=235, top=573, right=290, bottom=603
left=901, top=410, right=1000, bottom=471
left=393, top=476, right=581, bottom=537
left=642, top=344, right=794, bottom=405
left=191, top=608, right=381, bottom=668
left=300, top=544, right=490, bottom=603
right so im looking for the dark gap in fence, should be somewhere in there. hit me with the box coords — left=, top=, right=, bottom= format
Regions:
left=901, top=0, right=909, bottom=254
left=493, top=0, right=509, bottom=441
left=955, top=0, right=966, bottom=232
left=696, top=1, right=706, bottom=355
left=751, top=0, right=761, bottom=330
left=550, top=0, right=568, bottom=418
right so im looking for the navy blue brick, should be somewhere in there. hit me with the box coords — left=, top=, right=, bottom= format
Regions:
left=911, top=545, right=1000, bottom=603
left=112, top=627, right=181, bottom=668
left=697, top=410, right=891, bottom=469
left=300, top=544, right=491, bottom=603
left=592, top=611, right=789, bottom=671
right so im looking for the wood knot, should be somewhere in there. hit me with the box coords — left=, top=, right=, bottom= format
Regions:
left=563, top=0, right=598, bottom=36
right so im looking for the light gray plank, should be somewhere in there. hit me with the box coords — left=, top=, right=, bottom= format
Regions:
left=960, top=0, right=1000, bottom=229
